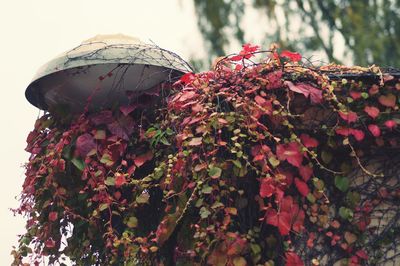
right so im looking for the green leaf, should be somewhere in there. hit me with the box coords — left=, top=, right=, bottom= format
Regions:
left=335, top=176, right=349, bottom=192
left=105, top=176, right=115, bottom=186
left=201, top=185, right=213, bottom=194
left=312, top=178, right=325, bottom=190
left=195, top=198, right=204, bottom=208
left=346, top=191, right=361, bottom=208
left=339, top=207, right=353, bottom=221
left=136, top=193, right=150, bottom=204
left=153, top=168, right=164, bottom=180
left=208, top=166, right=222, bottom=178
left=159, top=137, right=171, bottom=146
left=62, top=145, right=72, bottom=160
left=250, top=243, right=261, bottom=255
left=361, top=92, right=369, bottom=99
left=268, top=156, right=280, bottom=168
left=126, top=217, right=138, bottom=228
left=307, top=193, right=316, bottom=203
left=211, top=202, right=224, bottom=209
left=165, top=128, right=174, bottom=135
left=321, top=151, right=332, bottom=164
left=71, top=157, right=85, bottom=171
left=232, top=257, right=247, bottom=266
left=100, top=153, right=114, bottom=166
left=200, top=207, right=211, bottom=219
left=232, top=160, right=242, bottom=169
left=99, top=203, right=109, bottom=212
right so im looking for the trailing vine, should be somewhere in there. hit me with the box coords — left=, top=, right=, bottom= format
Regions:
left=13, top=44, right=400, bottom=266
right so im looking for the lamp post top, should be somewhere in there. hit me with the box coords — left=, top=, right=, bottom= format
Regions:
left=25, top=34, right=192, bottom=112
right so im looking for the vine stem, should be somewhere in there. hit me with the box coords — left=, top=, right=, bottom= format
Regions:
left=175, top=183, right=200, bottom=226
left=347, top=140, right=384, bottom=178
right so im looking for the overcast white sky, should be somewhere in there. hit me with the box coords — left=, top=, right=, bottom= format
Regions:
left=0, top=1, right=208, bottom=264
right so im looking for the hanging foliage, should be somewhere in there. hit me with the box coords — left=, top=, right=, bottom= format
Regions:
left=13, top=44, right=400, bottom=266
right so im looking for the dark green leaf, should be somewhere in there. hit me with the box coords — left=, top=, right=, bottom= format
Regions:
left=71, top=157, right=85, bottom=171
left=335, top=176, right=349, bottom=192
left=208, top=166, right=222, bottom=178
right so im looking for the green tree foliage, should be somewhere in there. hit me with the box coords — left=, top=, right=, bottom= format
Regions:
left=193, top=0, right=400, bottom=66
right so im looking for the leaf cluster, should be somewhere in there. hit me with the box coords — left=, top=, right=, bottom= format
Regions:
left=13, top=45, right=400, bottom=266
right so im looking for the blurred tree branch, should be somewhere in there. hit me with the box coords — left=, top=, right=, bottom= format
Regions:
left=192, top=0, right=400, bottom=67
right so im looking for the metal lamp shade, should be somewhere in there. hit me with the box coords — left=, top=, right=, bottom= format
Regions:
left=25, top=34, right=192, bottom=112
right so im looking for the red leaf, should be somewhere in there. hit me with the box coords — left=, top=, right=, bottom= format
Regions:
left=235, top=64, right=243, bottom=71
left=378, top=94, right=396, bottom=107
left=227, top=237, right=247, bottom=256
left=253, top=154, right=265, bottom=161
left=276, top=142, right=303, bottom=167
left=127, top=165, right=136, bottom=176
left=178, top=91, right=197, bottom=102
left=384, top=120, right=397, bottom=129
left=76, top=133, right=96, bottom=157
left=180, top=72, right=195, bottom=84
left=255, top=95, right=272, bottom=113
left=368, top=124, right=381, bottom=137
left=89, top=110, right=114, bottom=125
left=266, top=70, right=283, bottom=90
left=339, top=111, right=358, bottom=123
left=309, top=88, right=323, bottom=104
left=242, top=43, right=260, bottom=57
left=279, top=169, right=294, bottom=186
left=115, top=173, right=127, bottom=188
left=294, top=178, right=309, bottom=197
left=307, top=232, right=316, bottom=248
left=292, top=209, right=305, bottom=233
left=45, top=238, right=56, bottom=248
left=298, top=165, right=313, bottom=182
left=280, top=195, right=295, bottom=212
left=284, top=81, right=322, bottom=103
left=351, top=129, right=365, bottom=141
left=277, top=212, right=291, bottom=236
left=188, top=137, right=203, bottom=146
left=114, top=191, right=122, bottom=200
left=335, top=127, right=365, bottom=141
left=155, top=216, right=176, bottom=245
left=191, top=103, right=203, bottom=113
left=356, top=250, right=369, bottom=260
left=349, top=91, right=362, bottom=100
left=107, top=116, right=135, bottom=140
left=335, top=127, right=351, bottom=137
left=265, top=210, right=278, bottom=227
left=350, top=255, right=360, bottom=264
left=230, top=43, right=260, bottom=61
left=119, top=105, right=136, bottom=116
left=265, top=209, right=291, bottom=235
left=300, top=134, right=319, bottom=148
left=285, top=251, right=304, bottom=266
left=229, top=55, right=244, bottom=61
left=285, top=81, right=309, bottom=96
left=255, top=95, right=267, bottom=105
left=48, top=211, right=58, bottom=222
left=281, top=50, right=302, bottom=62
left=260, top=178, right=275, bottom=198
left=364, top=106, right=380, bottom=119
left=134, top=151, right=154, bottom=167
left=369, top=84, right=380, bottom=95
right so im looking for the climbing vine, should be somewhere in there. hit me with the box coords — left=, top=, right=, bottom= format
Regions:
left=13, top=44, right=400, bottom=265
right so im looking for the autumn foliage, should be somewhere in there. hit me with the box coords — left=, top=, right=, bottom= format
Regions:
left=13, top=44, right=400, bottom=265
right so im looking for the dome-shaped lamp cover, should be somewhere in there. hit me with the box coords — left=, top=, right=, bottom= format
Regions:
left=25, top=34, right=192, bottom=112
